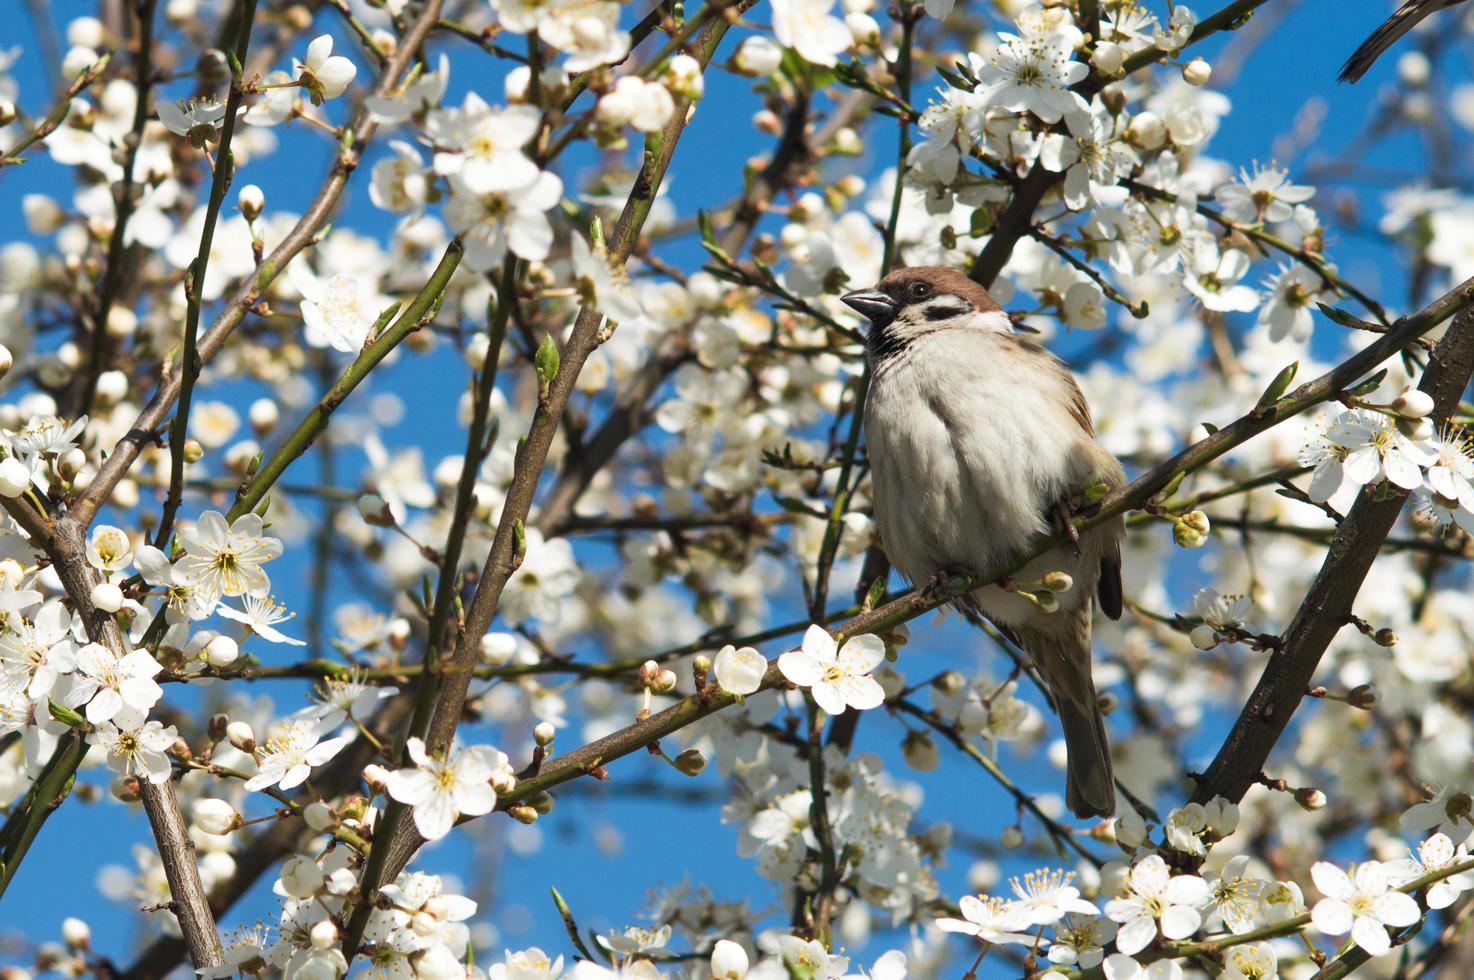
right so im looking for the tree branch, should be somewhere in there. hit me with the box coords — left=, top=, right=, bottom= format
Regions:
left=1190, top=306, right=1474, bottom=805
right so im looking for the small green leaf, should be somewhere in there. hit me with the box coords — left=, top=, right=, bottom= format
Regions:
left=48, top=699, right=87, bottom=729
left=1253, top=360, right=1299, bottom=415
left=535, top=334, right=560, bottom=385
left=1346, top=369, right=1388, bottom=398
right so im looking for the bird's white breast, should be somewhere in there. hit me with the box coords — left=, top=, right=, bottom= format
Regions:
left=864, top=328, right=1099, bottom=605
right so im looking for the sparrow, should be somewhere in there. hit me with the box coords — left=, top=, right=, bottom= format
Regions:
left=1340, top=0, right=1465, bottom=83
left=842, top=267, right=1125, bottom=818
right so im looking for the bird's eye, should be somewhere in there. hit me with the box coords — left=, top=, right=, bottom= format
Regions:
left=909, top=282, right=932, bottom=299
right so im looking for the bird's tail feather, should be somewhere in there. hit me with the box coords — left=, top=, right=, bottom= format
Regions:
left=1014, top=616, right=1116, bottom=819
left=1340, top=1, right=1444, bottom=83
left=1058, top=696, right=1116, bottom=819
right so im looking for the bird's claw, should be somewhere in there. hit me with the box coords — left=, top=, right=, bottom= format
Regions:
left=1051, top=496, right=1082, bottom=558
left=923, top=566, right=970, bottom=600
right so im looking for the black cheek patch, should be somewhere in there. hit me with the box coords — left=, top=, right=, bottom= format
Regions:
left=924, top=304, right=966, bottom=322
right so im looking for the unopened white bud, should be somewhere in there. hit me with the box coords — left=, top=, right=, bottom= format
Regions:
left=106, top=307, right=137, bottom=337
left=248, top=398, right=279, bottom=433
left=358, top=493, right=393, bottom=526
left=1392, top=387, right=1434, bottom=419
left=1127, top=111, right=1167, bottom=150
left=0, top=458, right=32, bottom=498
left=1182, top=57, right=1212, bottom=86
left=279, top=855, right=324, bottom=897
left=846, top=12, right=880, bottom=46
left=711, top=940, right=749, bottom=980
left=480, top=632, right=517, bottom=665
left=1091, top=40, right=1124, bottom=75
left=57, top=447, right=87, bottom=481
left=238, top=184, right=264, bottom=221
left=0, top=344, right=12, bottom=379
left=309, top=919, right=338, bottom=950
left=733, top=36, right=782, bottom=76
left=902, top=730, right=939, bottom=772
left=1041, top=571, right=1073, bottom=593
left=60, top=918, right=91, bottom=950
left=534, top=721, right=556, bottom=746
left=204, top=634, right=239, bottom=668
left=1189, top=624, right=1218, bottom=650
left=1000, top=826, right=1023, bottom=849
left=90, top=582, right=124, bottom=614
left=61, top=46, right=99, bottom=81
left=192, top=798, right=241, bottom=834
left=464, top=332, right=490, bottom=369
left=303, top=801, right=338, bottom=831
left=94, top=370, right=128, bottom=405
left=362, top=763, right=389, bottom=791
left=226, top=721, right=256, bottom=752
left=1294, top=786, right=1327, bottom=811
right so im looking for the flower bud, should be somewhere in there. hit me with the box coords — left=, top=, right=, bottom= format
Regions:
left=711, top=939, right=750, bottom=980
left=1392, top=387, right=1434, bottom=419
left=0, top=99, right=14, bottom=127
left=1041, top=571, right=1074, bottom=593
left=533, top=721, right=556, bottom=746
left=1091, top=40, right=1124, bottom=75
left=1034, top=591, right=1060, bottom=614
left=508, top=805, right=538, bottom=824
left=61, top=46, right=99, bottom=81
left=279, top=855, right=324, bottom=897
left=832, top=129, right=863, bottom=156
left=1294, top=786, right=1327, bottom=811
left=1189, top=624, right=1218, bottom=650
left=248, top=398, right=279, bottom=434
left=182, top=439, right=204, bottom=464
left=1398, top=415, right=1434, bottom=442
left=464, top=332, right=491, bottom=369
left=664, top=53, right=704, bottom=101
left=530, top=791, right=554, bottom=814
left=933, top=670, right=967, bottom=695
left=309, top=919, right=337, bottom=950
left=226, top=721, right=256, bottom=752
left=480, top=632, right=517, bottom=665
left=107, top=306, right=138, bottom=337
left=61, top=917, right=91, bottom=950
left=208, top=714, right=229, bottom=742
left=1347, top=684, right=1380, bottom=709
left=902, top=730, right=940, bottom=772
left=654, top=668, right=678, bottom=693
left=192, top=798, right=241, bottom=835
left=0, top=344, right=13, bottom=379
left=733, top=36, right=782, bottom=76
left=846, top=12, right=880, bottom=46
left=358, top=493, right=393, bottom=526
left=1182, top=57, right=1212, bottom=86
left=1001, top=826, right=1023, bottom=849
left=204, top=634, right=239, bottom=668
left=639, top=659, right=661, bottom=686
left=672, top=748, right=706, bottom=776
left=1127, top=111, right=1167, bottom=150
left=362, top=763, right=389, bottom=791
left=90, top=582, right=124, bottom=614
left=238, top=184, right=264, bottom=221
left=303, top=801, right=338, bottom=831
left=0, top=458, right=31, bottom=498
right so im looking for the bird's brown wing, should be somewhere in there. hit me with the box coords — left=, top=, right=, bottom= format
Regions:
left=1056, top=361, right=1126, bottom=620
left=1340, top=0, right=1457, bottom=83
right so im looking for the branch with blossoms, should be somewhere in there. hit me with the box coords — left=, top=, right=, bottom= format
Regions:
left=12, top=0, right=1474, bottom=979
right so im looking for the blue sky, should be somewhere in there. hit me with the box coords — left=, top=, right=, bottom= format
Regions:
left=0, top=0, right=1465, bottom=974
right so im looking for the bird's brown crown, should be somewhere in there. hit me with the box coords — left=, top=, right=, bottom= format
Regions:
left=874, top=267, right=1002, bottom=312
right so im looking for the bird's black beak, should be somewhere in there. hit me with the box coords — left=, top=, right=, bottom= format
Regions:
left=840, top=288, right=899, bottom=329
